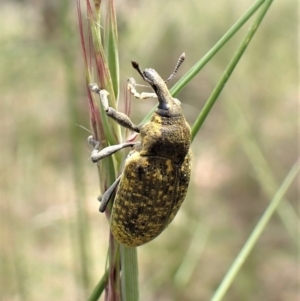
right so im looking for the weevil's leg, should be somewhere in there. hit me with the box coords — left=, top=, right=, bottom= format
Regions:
left=127, top=77, right=157, bottom=100
left=88, top=135, right=101, bottom=149
left=88, top=136, right=136, bottom=163
left=99, top=175, right=122, bottom=212
left=89, top=84, right=140, bottom=133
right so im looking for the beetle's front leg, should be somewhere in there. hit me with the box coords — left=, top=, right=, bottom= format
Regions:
left=89, top=83, right=140, bottom=133
left=88, top=136, right=136, bottom=163
left=127, top=77, right=157, bottom=100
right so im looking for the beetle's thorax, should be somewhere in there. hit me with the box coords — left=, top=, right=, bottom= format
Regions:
left=139, top=113, right=191, bottom=164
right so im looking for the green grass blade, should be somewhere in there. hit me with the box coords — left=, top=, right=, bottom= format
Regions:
left=120, top=246, right=139, bottom=301
left=87, top=269, right=109, bottom=301
left=225, top=98, right=299, bottom=242
left=170, top=0, right=268, bottom=97
left=104, top=0, right=120, bottom=100
left=191, top=0, right=273, bottom=140
left=141, top=0, right=267, bottom=125
left=90, top=20, right=123, bottom=151
left=174, top=223, right=211, bottom=287
left=210, top=159, right=300, bottom=301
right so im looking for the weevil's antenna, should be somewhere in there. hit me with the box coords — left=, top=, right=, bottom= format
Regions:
left=131, top=61, right=145, bottom=80
left=164, top=52, right=185, bottom=83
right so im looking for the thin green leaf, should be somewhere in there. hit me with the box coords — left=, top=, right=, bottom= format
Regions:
left=210, top=159, right=300, bottom=301
left=90, top=19, right=122, bottom=148
left=191, top=0, right=273, bottom=140
left=224, top=93, right=299, bottom=241
left=120, top=246, right=139, bottom=301
left=87, top=269, right=109, bottom=301
left=170, top=0, right=267, bottom=97
left=140, top=0, right=268, bottom=125
left=104, top=0, right=120, bottom=100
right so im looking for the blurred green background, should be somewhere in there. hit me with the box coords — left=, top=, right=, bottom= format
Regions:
left=0, top=0, right=298, bottom=301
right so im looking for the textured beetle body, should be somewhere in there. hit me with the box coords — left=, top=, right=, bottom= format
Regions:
left=89, top=54, right=191, bottom=247
left=112, top=110, right=191, bottom=247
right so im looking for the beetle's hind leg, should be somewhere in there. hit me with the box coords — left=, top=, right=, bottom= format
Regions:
left=98, top=175, right=122, bottom=212
left=89, top=84, right=140, bottom=133
left=88, top=136, right=136, bottom=163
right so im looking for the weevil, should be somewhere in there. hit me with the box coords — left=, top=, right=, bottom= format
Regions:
left=88, top=53, right=191, bottom=247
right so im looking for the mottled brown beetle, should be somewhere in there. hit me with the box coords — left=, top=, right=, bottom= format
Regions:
left=88, top=53, right=191, bottom=247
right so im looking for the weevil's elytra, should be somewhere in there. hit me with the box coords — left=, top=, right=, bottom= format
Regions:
left=111, top=152, right=191, bottom=246
left=89, top=53, right=191, bottom=247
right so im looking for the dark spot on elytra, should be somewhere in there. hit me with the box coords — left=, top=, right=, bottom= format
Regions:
left=137, top=165, right=146, bottom=181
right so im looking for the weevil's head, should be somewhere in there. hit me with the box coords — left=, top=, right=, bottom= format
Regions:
left=132, top=62, right=182, bottom=117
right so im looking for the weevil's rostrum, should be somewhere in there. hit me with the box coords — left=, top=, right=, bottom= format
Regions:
left=89, top=53, right=191, bottom=247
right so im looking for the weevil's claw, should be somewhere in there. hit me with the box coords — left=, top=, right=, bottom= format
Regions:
left=88, top=135, right=100, bottom=149
left=127, top=77, right=136, bottom=86
left=89, top=83, right=101, bottom=93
